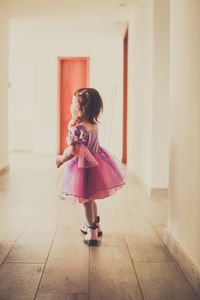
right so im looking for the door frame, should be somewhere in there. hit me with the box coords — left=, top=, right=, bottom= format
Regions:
left=122, top=28, right=128, bottom=164
left=57, top=57, right=90, bottom=154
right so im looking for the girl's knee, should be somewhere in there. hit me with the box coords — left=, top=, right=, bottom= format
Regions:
left=83, top=200, right=93, bottom=207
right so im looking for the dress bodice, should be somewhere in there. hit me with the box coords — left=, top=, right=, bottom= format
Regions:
left=67, top=124, right=100, bottom=154
left=85, top=129, right=100, bottom=154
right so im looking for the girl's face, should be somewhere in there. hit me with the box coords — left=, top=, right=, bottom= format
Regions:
left=70, top=96, right=82, bottom=119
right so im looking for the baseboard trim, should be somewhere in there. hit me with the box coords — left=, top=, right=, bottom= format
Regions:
left=0, top=164, right=9, bottom=176
left=164, top=229, right=200, bottom=297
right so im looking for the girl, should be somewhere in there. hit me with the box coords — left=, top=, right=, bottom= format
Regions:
left=56, top=88, right=126, bottom=246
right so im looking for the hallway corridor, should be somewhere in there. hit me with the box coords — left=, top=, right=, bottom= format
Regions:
left=0, top=152, right=198, bottom=300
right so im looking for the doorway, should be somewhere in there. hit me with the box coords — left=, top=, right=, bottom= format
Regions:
left=57, top=57, right=89, bottom=154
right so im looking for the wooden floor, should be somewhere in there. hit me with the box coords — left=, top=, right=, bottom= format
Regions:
left=0, top=152, right=199, bottom=300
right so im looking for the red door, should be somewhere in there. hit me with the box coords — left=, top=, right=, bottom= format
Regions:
left=122, top=28, right=128, bottom=164
left=57, top=57, right=89, bottom=154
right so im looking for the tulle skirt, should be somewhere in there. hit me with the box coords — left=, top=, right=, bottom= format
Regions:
left=59, top=146, right=126, bottom=204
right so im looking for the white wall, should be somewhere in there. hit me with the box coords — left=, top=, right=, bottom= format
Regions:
left=9, top=18, right=123, bottom=158
left=0, top=7, right=9, bottom=170
left=128, top=0, right=154, bottom=190
left=152, top=0, right=170, bottom=188
left=127, top=0, right=170, bottom=191
left=167, top=0, right=200, bottom=271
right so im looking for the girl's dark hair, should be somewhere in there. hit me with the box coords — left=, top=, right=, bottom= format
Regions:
left=74, top=88, right=103, bottom=124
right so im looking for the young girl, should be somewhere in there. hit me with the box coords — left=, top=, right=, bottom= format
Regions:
left=56, top=88, right=126, bottom=246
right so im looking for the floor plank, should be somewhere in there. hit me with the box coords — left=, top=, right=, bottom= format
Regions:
left=0, top=263, right=44, bottom=300
left=36, top=294, right=88, bottom=300
left=135, top=262, right=199, bottom=300
left=114, top=195, right=172, bottom=263
left=5, top=221, right=57, bottom=263
left=89, top=240, right=143, bottom=300
left=37, top=225, right=89, bottom=295
left=0, top=241, right=14, bottom=265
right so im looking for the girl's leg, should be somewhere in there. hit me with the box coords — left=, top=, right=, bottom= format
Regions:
left=83, top=201, right=94, bottom=227
left=92, top=200, right=98, bottom=220
left=92, top=200, right=102, bottom=237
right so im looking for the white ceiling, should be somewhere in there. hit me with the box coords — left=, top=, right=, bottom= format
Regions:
left=0, top=0, right=133, bottom=35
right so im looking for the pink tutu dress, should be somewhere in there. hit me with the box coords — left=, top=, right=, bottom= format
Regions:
left=59, top=123, right=126, bottom=204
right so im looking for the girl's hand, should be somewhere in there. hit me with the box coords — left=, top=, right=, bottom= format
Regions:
left=56, top=157, right=63, bottom=168
left=68, top=118, right=79, bottom=130
left=56, top=146, right=74, bottom=168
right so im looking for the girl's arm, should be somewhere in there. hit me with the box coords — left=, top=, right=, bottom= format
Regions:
left=56, top=145, right=74, bottom=168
